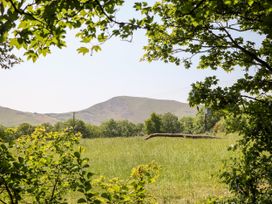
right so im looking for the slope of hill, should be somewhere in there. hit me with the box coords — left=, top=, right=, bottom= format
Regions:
left=47, top=96, right=197, bottom=124
left=0, top=106, right=58, bottom=127
left=0, top=96, right=197, bottom=126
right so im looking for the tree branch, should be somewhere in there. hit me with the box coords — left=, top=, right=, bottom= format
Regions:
left=0, top=177, right=14, bottom=204
left=49, top=179, right=58, bottom=202
left=188, top=0, right=207, bottom=15
left=241, top=95, right=267, bottom=104
left=22, top=2, right=37, bottom=12
left=93, top=0, right=125, bottom=26
left=49, top=169, right=61, bottom=202
left=225, top=26, right=252, bottom=32
left=7, top=0, right=45, bottom=25
left=0, top=199, right=7, bottom=204
left=93, top=0, right=148, bottom=30
left=222, top=27, right=272, bottom=73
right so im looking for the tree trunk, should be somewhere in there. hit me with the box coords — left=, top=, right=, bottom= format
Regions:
left=144, top=133, right=220, bottom=140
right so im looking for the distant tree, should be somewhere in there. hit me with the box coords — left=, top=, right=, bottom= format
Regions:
left=117, top=120, right=136, bottom=137
left=53, top=119, right=144, bottom=138
left=86, top=124, right=102, bottom=138
left=179, top=116, right=194, bottom=134
left=135, top=123, right=145, bottom=136
left=144, top=113, right=162, bottom=135
left=160, top=112, right=181, bottom=133
left=54, top=119, right=91, bottom=138
left=16, top=123, right=35, bottom=137
left=64, top=119, right=91, bottom=138
left=100, top=119, right=121, bottom=137
left=117, top=120, right=145, bottom=137
left=54, top=121, right=66, bottom=131
left=193, top=108, right=222, bottom=134
left=40, top=123, right=54, bottom=132
left=0, top=125, right=6, bottom=142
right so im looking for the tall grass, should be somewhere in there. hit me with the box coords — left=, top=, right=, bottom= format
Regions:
left=79, top=134, right=237, bottom=203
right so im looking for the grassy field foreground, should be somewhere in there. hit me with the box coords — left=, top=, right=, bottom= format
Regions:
left=79, top=134, right=237, bottom=203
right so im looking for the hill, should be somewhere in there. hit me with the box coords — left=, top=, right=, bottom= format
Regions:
left=47, top=96, right=197, bottom=124
left=0, top=106, right=58, bottom=127
left=0, top=96, right=197, bottom=126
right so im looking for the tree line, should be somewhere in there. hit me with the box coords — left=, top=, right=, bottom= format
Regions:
left=0, top=109, right=224, bottom=142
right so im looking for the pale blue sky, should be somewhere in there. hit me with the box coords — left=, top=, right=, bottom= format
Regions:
left=0, top=2, right=248, bottom=113
left=0, top=29, right=244, bottom=113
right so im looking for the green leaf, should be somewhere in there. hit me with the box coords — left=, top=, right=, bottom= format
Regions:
left=9, top=38, right=21, bottom=49
left=248, top=0, right=254, bottom=6
left=77, top=47, right=89, bottom=55
left=91, top=45, right=101, bottom=52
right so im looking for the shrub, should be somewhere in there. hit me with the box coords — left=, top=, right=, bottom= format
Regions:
left=0, top=127, right=159, bottom=203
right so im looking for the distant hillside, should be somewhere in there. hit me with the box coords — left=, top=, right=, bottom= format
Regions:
left=47, top=96, right=197, bottom=125
left=0, top=96, right=197, bottom=126
left=0, top=106, right=58, bottom=127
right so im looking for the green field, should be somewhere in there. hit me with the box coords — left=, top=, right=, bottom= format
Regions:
left=77, top=134, right=237, bottom=203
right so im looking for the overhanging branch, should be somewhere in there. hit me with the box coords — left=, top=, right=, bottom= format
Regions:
left=222, top=27, right=272, bottom=73
left=7, top=0, right=45, bottom=25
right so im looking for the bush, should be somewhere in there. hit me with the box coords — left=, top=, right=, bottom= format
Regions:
left=85, top=162, right=159, bottom=203
left=0, top=127, right=159, bottom=203
left=0, top=127, right=84, bottom=203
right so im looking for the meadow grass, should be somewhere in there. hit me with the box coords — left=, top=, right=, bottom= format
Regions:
left=79, top=134, right=237, bottom=203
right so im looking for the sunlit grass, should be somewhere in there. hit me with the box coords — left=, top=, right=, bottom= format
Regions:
left=78, top=134, right=237, bottom=203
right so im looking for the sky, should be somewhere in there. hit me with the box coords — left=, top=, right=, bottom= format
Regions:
left=0, top=30, right=244, bottom=114
left=0, top=3, right=247, bottom=114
